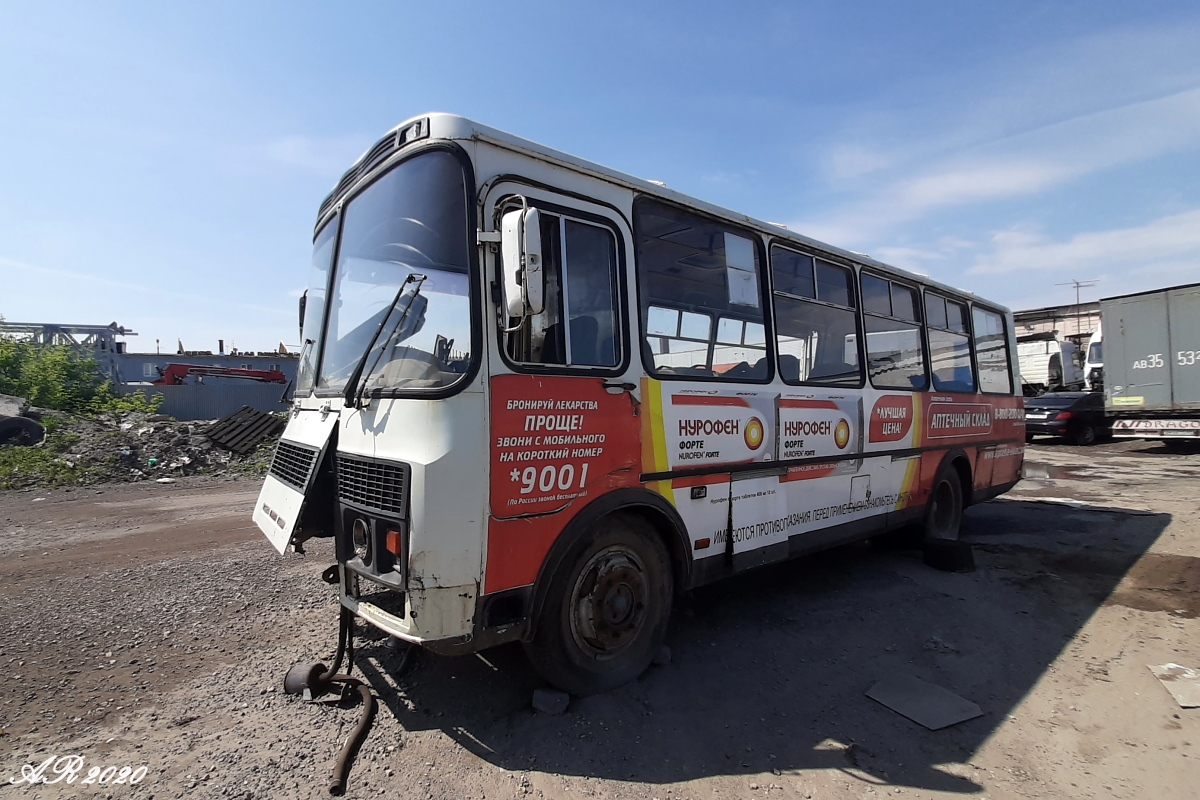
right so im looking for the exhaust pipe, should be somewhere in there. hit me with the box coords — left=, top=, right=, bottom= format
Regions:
left=282, top=608, right=378, bottom=796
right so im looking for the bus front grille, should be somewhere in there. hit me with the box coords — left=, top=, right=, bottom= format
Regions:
left=268, top=440, right=319, bottom=491
left=337, top=454, right=409, bottom=518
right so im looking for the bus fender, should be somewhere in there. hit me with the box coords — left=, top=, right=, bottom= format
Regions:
left=523, top=487, right=691, bottom=642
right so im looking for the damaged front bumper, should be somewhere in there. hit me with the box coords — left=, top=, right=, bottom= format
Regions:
left=339, top=565, right=478, bottom=656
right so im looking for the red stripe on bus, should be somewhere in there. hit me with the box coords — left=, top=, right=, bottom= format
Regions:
left=779, top=399, right=840, bottom=410
left=671, top=473, right=732, bottom=488
left=780, top=464, right=840, bottom=482
left=670, top=395, right=751, bottom=407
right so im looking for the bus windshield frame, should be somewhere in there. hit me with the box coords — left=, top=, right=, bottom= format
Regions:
left=312, top=146, right=478, bottom=400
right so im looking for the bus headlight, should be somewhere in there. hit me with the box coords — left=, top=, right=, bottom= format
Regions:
left=351, top=517, right=371, bottom=564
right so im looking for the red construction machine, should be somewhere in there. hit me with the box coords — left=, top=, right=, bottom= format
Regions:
left=151, top=364, right=288, bottom=386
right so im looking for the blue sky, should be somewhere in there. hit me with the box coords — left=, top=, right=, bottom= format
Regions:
left=3, top=1, right=1199, bottom=352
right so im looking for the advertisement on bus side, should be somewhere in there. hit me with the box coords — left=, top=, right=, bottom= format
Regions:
left=488, top=375, right=640, bottom=519
left=660, top=390, right=777, bottom=470
left=776, top=395, right=860, bottom=459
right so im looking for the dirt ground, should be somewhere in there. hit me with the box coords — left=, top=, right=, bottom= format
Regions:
left=1, top=441, right=1197, bottom=799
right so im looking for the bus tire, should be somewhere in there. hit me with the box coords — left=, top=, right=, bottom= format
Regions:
left=922, top=462, right=965, bottom=541
left=0, top=416, right=45, bottom=446
left=523, top=514, right=673, bottom=696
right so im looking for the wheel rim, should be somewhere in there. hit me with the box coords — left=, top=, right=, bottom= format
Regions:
left=929, top=479, right=959, bottom=537
left=569, top=545, right=650, bottom=660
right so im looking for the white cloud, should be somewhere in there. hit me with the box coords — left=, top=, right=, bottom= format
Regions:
left=793, top=16, right=1200, bottom=249
left=899, top=161, right=1072, bottom=210
left=969, top=209, right=1200, bottom=276
left=826, top=144, right=895, bottom=181
left=815, top=21, right=1200, bottom=188
left=793, top=86, right=1200, bottom=247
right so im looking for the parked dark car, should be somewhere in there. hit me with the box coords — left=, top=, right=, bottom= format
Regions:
left=1024, top=391, right=1109, bottom=445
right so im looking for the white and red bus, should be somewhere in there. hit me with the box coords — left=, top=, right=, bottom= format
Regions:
left=254, top=114, right=1024, bottom=695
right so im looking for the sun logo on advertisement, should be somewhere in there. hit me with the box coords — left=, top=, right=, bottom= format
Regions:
left=834, top=419, right=850, bottom=449
left=744, top=417, right=765, bottom=450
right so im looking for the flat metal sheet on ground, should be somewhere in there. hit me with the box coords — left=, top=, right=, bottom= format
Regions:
left=1149, top=663, right=1200, bottom=708
left=206, top=405, right=285, bottom=454
left=866, top=674, right=983, bottom=730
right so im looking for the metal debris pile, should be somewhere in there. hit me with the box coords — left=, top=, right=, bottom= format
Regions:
left=1, top=406, right=283, bottom=489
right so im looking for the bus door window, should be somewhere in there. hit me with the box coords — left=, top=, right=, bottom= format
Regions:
left=862, top=274, right=929, bottom=390
left=925, top=294, right=976, bottom=393
left=563, top=220, right=619, bottom=367
left=972, top=306, right=1014, bottom=393
left=504, top=211, right=620, bottom=369
left=770, top=246, right=861, bottom=386
left=634, top=200, right=769, bottom=380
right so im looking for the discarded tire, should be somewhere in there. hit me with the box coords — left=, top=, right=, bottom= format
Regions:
left=0, top=415, right=46, bottom=446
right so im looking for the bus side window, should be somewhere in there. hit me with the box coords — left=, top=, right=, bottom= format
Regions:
left=634, top=200, right=768, bottom=380
left=862, top=274, right=929, bottom=391
left=771, top=246, right=861, bottom=386
left=972, top=306, right=1013, bottom=393
left=925, top=294, right=976, bottom=393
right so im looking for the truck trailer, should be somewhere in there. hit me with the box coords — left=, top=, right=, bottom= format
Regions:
left=1102, top=283, right=1200, bottom=449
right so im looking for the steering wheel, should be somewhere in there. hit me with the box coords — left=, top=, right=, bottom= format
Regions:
left=378, top=217, right=440, bottom=266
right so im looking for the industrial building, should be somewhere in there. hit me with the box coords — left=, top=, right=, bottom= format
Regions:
left=0, top=320, right=298, bottom=420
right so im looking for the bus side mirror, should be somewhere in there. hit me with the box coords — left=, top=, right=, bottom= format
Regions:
left=298, top=290, right=307, bottom=338
left=500, top=207, right=544, bottom=316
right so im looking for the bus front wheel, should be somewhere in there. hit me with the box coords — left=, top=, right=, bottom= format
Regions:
left=524, top=515, right=673, bottom=696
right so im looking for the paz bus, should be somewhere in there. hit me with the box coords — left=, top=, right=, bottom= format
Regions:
left=254, top=114, right=1024, bottom=695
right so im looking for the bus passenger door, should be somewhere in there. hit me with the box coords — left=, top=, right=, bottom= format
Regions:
left=482, top=184, right=642, bottom=594
left=730, top=470, right=790, bottom=570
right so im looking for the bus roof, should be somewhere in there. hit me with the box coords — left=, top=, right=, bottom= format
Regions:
left=328, top=112, right=1007, bottom=314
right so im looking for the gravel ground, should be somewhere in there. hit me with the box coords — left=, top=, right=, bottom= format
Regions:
left=1, top=441, right=1197, bottom=799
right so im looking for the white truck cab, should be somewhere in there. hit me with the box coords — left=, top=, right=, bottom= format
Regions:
left=1084, top=323, right=1103, bottom=391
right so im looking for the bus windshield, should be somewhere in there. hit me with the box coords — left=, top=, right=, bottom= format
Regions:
left=317, top=150, right=472, bottom=393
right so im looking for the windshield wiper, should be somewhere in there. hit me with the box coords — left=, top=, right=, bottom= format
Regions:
left=343, top=273, right=427, bottom=408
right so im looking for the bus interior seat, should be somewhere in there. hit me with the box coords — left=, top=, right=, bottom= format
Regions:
left=779, top=354, right=800, bottom=382
left=540, top=322, right=565, bottom=364
left=729, top=357, right=769, bottom=379
left=808, top=360, right=856, bottom=380
left=722, top=361, right=753, bottom=378
left=933, top=378, right=975, bottom=393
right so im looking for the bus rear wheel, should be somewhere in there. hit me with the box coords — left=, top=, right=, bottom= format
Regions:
left=923, top=464, right=965, bottom=541
left=524, top=516, right=673, bottom=696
